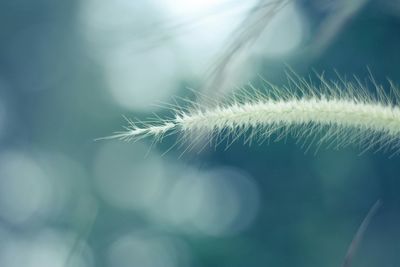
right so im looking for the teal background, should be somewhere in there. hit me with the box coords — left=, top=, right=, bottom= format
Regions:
left=0, top=1, right=400, bottom=267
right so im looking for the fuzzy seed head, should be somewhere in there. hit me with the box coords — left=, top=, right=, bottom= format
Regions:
left=108, top=75, right=400, bottom=155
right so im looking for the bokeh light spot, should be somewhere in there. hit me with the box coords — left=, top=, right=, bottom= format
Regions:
left=166, top=167, right=260, bottom=236
left=0, top=151, right=53, bottom=225
left=108, top=231, right=190, bottom=267
left=93, top=141, right=166, bottom=211
left=0, top=229, right=93, bottom=267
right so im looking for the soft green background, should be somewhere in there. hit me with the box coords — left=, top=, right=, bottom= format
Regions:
left=0, top=1, right=400, bottom=267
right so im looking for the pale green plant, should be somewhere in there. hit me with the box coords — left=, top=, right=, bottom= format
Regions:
left=108, top=75, right=400, bottom=154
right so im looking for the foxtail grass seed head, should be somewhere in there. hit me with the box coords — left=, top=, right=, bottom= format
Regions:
left=106, top=75, right=400, bottom=155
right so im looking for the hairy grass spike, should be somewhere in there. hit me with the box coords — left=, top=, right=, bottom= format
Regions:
left=108, top=75, right=400, bottom=154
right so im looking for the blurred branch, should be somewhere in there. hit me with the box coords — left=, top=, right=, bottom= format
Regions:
left=65, top=195, right=98, bottom=267
left=200, top=0, right=290, bottom=101
left=342, top=200, right=382, bottom=267
left=309, top=0, right=370, bottom=58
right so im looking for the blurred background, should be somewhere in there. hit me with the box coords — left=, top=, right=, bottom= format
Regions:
left=0, top=0, right=400, bottom=266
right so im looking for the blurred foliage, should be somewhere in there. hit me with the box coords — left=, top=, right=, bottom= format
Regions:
left=0, top=0, right=400, bottom=267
